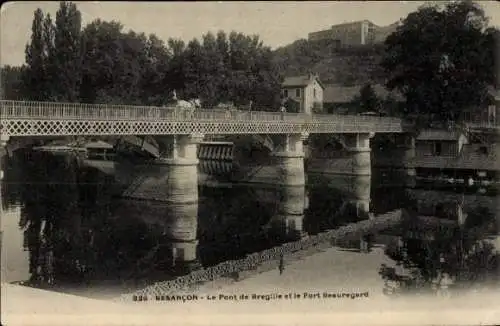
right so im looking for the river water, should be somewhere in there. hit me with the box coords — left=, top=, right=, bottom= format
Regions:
left=1, top=150, right=499, bottom=299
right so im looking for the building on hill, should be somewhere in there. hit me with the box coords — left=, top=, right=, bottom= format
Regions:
left=281, top=73, right=324, bottom=114
left=373, top=22, right=400, bottom=43
left=322, top=84, right=404, bottom=115
left=308, top=20, right=400, bottom=46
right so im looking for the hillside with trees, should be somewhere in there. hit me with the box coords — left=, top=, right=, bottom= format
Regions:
left=272, top=39, right=387, bottom=86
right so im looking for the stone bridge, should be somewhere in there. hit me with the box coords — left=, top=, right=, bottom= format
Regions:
left=0, top=100, right=414, bottom=205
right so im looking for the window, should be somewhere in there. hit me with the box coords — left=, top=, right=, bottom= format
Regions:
left=283, top=89, right=288, bottom=98
left=313, top=88, right=316, bottom=98
left=296, top=88, right=301, bottom=97
left=433, top=142, right=442, bottom=156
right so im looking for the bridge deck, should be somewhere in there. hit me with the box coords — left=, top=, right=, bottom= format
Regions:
left=1, top=100, right=408, bottom=136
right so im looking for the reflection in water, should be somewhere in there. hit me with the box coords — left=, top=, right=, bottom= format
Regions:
left=306, top=174, right=373, bottom=234
left=379, top=204, right=499, bottom=297
left=1, top=148, right=498, bottom=297
left=267, top=186, right=308, bottom=241
left=116, top=200, right=201, bottom=277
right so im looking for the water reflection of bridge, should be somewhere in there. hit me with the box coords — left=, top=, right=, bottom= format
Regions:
left=1, top=149, right=391, bottom=286
left=117, top=180, right=375, bottom=271
left=2, top=144, right=498, bottom=297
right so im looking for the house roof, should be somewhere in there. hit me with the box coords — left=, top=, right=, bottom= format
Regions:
left=85, top=140, right=114, bottom=149
left=416, top=130, right=464, bottom=141
left=323, top=84, right=404, bottom=103
left=282, top=75, right=325, bottom=89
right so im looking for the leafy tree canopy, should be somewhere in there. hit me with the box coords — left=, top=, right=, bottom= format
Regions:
left=18, top=2, right=283, bottom=110
left=382, top=0, right=497, bottom=123
left=354, top=83, right=382, bottom=113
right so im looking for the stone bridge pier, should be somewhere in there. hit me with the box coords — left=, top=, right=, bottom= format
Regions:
left=122, top=133, right=204, bottom=204
left=341, top=133, right=374, bottom=176
left=268, top=186, right=308, bottom=240
left=272, top=133, right=309, bottom=186
left=344, top=175, right=372, bottom=220
left=321, top=174, right=372, bottom=220
left=118, top=199, right=201, bottom=273
left=165, top=203, right=200, bottom=270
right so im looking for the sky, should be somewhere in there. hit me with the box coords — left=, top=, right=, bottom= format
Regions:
left=1, top=1, right=499, bottom=67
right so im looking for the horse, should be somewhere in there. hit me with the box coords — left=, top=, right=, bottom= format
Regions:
left=214, top=101, right=235, bottom=110
left=176, top=98, right=201, bottom=109
left=169, top=98, right=201, bottom=119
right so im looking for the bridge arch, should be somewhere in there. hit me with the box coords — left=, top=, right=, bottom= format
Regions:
left=307, top=134, right=347, bottom=159
left=228, top=134, right=274, bottom=161
left=248, top=134, right=274, bottom=152
left=4, top=137, right=47, bottom=156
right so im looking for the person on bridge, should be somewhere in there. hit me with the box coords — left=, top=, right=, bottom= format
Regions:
left=280, top=105, right=286, bottom=120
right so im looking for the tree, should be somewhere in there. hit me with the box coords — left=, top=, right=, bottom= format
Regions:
left=251, top=47, right=282, bottom=109
left=140, top=34, right=171, bottom=105
left=1, top=65, right=26, bottom=100
left=183, top=38, right=204, bottom=101
left=355, top=83, right=381, bottom=113
left=225, top=32, right=281, bottom=109
left=23, top=8, right=47, bottom=100
left=80, top=20, right=151, bottom=104
left=175, top=31, right=281, bottom=109
left=52, top=1, right=82, bottom=102
left=80, top=20, right=123, bottom=103
left=42, top=14, right=56, bottom=100
left=382, top=1, right=497, bottom=123
left=116, top=30, right=149, bottom=104
left=200, top=32, right=225, bottom=107
left=215, top=31, right=231, bottom=103
left=165, top=38, right=186, bottom=99
left=22, top=3, right=281, bottom=109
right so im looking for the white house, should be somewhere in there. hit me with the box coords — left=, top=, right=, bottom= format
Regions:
left=281, top=73, right=324, bottom=114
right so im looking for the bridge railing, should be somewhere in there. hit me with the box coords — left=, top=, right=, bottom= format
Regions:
left=0, top=100, right=405, bottom=128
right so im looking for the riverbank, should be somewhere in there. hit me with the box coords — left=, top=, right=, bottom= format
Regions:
left=3, top=246, right=498, bottom=326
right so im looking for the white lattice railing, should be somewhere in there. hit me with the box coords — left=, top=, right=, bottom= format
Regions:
left=0, top=100, right=408, bottom=136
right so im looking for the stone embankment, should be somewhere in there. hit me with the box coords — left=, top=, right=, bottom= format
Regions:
left=118, top=209, right=406, bottom=301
